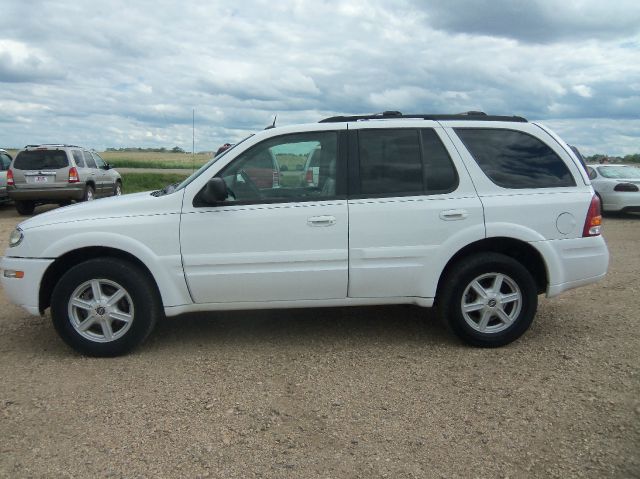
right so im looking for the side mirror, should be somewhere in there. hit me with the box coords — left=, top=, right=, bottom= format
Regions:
left=201, top=177, right=228, bottom=204
left=104, top=163, right=112, bottom=170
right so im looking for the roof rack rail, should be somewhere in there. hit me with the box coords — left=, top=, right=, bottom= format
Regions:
left=24, top=143, right=81, bottom=148
left=319, top=111, right=527, bottom=123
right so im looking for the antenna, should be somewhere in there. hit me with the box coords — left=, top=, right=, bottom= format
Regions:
left=192, top=108, right=195, bottom=172
left=264, top=114, right=277, bottom=130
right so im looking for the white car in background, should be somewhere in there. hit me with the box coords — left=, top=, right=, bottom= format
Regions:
left=586, top=164, right=640, bottom=213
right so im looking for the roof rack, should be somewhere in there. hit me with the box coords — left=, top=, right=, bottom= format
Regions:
left=24, top=144, right=81, bottom=148
left=319, top=111, right=527, bottom=123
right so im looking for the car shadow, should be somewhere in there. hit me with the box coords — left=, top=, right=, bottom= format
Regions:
left=148, top=305, right=457, bottom=351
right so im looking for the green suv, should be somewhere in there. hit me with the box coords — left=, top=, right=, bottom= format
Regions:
left=8, top=144, right=122, bottom=215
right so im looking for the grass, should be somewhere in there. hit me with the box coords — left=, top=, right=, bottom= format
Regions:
left=121, top=172, right=190, bottom=194
left=101, top=151, right=210, bottom=170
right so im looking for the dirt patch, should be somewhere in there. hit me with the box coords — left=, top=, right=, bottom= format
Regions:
left=0, top=204, right=638, bottom=478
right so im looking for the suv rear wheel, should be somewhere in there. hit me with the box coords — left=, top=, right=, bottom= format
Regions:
left=438, top=253, right=537, bottom=347
left=15, top=200, right=35, bottom=216
left=50, top=258, right=161, bottom=356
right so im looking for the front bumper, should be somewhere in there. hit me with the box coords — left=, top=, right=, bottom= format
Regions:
left=0, top=256, right=54, bottom=315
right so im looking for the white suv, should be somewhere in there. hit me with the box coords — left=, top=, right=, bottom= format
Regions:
left=0, top=112, right=609, bottom=356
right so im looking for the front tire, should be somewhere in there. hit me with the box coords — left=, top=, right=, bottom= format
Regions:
left=437, top=253, right=538, bottom=347
left=83, top=185, right=95, bottom=201
left=113, top=181, right=122, bottom=196
left=51, top=258, right=161, bottom=356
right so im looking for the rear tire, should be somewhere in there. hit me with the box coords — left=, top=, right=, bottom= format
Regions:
left=437, top=253, right=538, bottom=347
left=50, top=258, right=161, bottom=356
left=15, top=200, right=35, bottom=215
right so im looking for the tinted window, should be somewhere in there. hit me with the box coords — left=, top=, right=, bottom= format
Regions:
left=84, top=151, right=97, bottom=168
left=587, top=167, right=597, bottom=180
left=421, top=129, right=458, bottom=193
left=359, top=129, right=422, bottom=195
left=455, top=128, right=575, bottom=188
left=14, top=150, right=69, bottom=170
left=72, top=150, right=86, bottom=167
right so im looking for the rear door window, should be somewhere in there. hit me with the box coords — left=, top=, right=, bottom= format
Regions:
left=72, top=150, right=86, bottom=168
left=455, top=128, right=575, bottom=188
left=83, top=151, right=97, bottom=168
left=14, top=150, right=69, bottom=170
left=421, top=129, right=458, bottom=193
left=358, top=129, right=423, bottom=195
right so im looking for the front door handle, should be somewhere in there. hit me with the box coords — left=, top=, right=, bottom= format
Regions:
left=439, top=209, right=468, bottom=221
left=307, top=215, right=336, bottom=227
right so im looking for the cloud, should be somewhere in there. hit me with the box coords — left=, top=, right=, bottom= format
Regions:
left=422, top=0, right=640, bottom=44
left=0, top=0, right=638, bottom=155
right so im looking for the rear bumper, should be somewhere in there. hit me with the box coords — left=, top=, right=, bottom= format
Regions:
left=0, top=256, right=54, bottom=315
left=539, top=235, right=609, bottom=298
left=602, top=192, right=640, bottom=212
left=8, top=185, right=85, bottom=201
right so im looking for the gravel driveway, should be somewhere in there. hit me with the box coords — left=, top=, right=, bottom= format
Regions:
left=0, top=204, right=638, bottom=478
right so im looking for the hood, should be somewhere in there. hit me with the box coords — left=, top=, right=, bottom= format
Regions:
left=18, top=190, right=184, bottom=231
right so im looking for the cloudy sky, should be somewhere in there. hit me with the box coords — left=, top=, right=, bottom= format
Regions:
left=1, top=0, right=639, bottom=155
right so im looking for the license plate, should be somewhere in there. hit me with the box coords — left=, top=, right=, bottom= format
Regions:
left=34, top=176, right=48, bottom=183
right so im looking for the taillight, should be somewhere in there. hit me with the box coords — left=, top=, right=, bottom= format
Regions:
left=272, top=169, right=280, bottom=188
left=7, top=168, right=14, bottom=186
left=305, top=169, right=313, bottom=185
left=614, top=183, right=639, bottom=192
left=582, top=195, right=602, bottom=237
left=68, top=167, right=79, bottom=183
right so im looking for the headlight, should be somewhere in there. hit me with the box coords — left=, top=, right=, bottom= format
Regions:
left=9, top=228, right=24, bottom=247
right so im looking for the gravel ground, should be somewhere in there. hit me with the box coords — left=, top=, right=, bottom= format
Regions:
left=0, top=204, right=638, bottom=478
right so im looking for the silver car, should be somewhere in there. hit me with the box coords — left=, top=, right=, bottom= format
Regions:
left=0, top=149, right=13, bottom=203
left=8, top=144, right=122, bottom=215
left=587, top=164, right=640, bottom=213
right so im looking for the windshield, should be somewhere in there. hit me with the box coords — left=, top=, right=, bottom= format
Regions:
left=14, top=150, right=69, bottom=170
left=597, top=166, right=640, bottom=179
left=170, top=135, right=254, bottom=193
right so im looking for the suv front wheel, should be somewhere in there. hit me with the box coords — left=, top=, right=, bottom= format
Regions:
left=83, top=185, right=95, bottom=201
left=50, top=258, right=161, bottom=356
left=438, top=253, right=538, bottom=347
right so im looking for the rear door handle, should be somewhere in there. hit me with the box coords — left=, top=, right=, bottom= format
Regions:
left=307, top=215, right=336, bottom=227
left=439, top=209, right=468, bottom=221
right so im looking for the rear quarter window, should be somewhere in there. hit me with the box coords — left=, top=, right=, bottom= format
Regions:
left=14, top=150, right=69, bottom=170
left=455, top=128, right=575, bottom=189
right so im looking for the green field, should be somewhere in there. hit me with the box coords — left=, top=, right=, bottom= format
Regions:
left=121, top=172, right=189, bottom=194
left=101, top=151, right=210, bottom=169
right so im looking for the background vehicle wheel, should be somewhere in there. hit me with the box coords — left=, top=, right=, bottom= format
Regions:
left=114, top=181, right=122, bottom=196
left=83, top=185, right=95, bottom=201
left=15, top=200, right=35, bottom=215
left=50, top=258, right=162, bottom=356
left=437, top=253, right=538, bottom=347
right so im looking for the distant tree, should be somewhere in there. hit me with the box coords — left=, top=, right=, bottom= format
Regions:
left=171, top=146, right=185, bottom=153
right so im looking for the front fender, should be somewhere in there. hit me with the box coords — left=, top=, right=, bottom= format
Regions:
left=33, top=214, right=191, bottom=308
